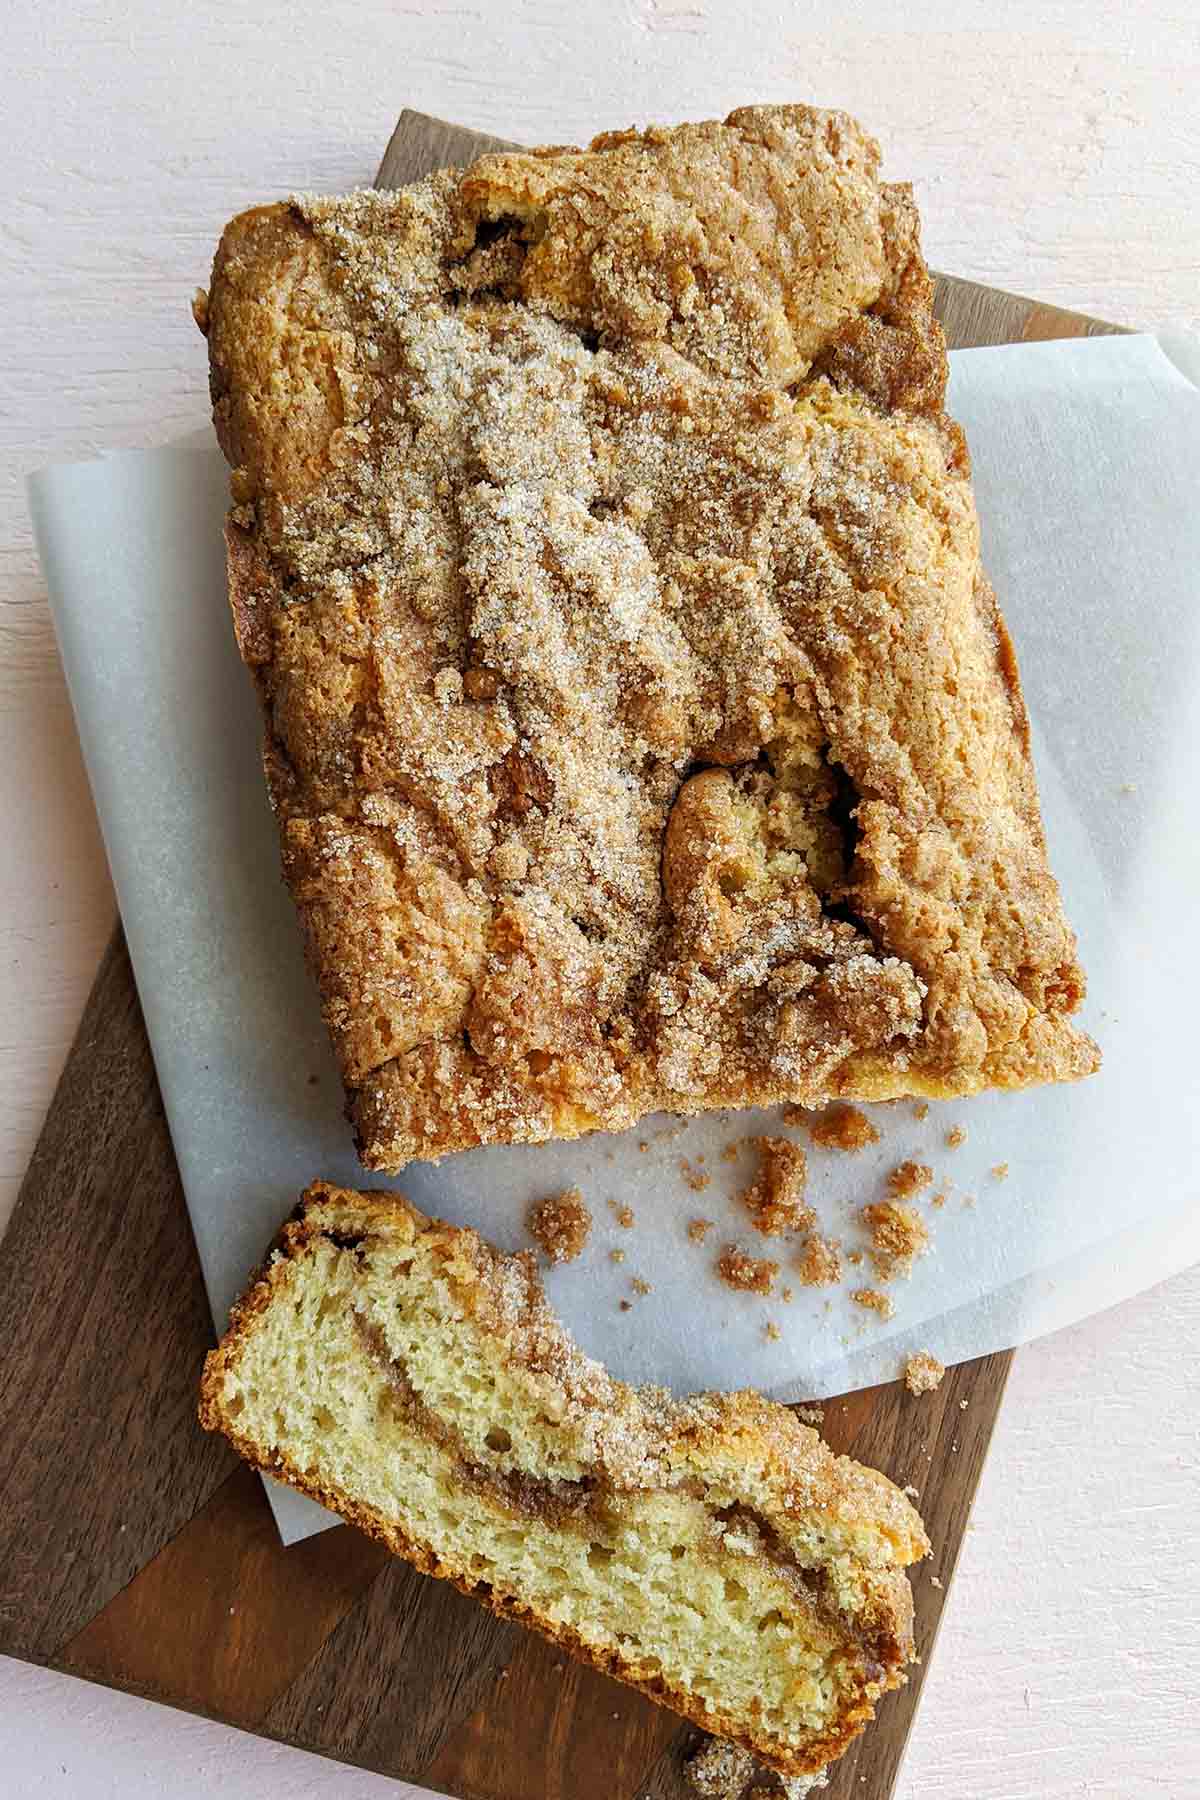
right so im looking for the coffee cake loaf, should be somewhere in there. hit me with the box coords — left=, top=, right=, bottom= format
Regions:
left=200, top=1181, right=928, bottom=1778
left=199, top=105, right=1098, bottom=1169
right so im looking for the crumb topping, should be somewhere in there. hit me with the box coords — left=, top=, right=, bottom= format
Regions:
left=808, top=1104, right=880, bottom=1152
left=738, top=1135, right=814, bottom=1236
left=862, top=1199, right=930, bottom=1282
left=903, top=1351, right=945, bottom=1395
left=851, top=1287, right=895, bottom=1320
left=205, top=104, right=1098, bottom=1171
left=527, top=1186, right=592, bottom=1263
left=718, top=1245, right=780, bottom=1295
left=795, top=1233, right=843, bottom=1287
left=887, top=1160, right=933, bottom=1200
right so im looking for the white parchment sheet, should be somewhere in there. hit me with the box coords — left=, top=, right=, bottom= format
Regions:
left=28, top=334, right=1200, bottom=1543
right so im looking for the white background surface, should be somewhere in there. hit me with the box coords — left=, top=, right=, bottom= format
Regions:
left=2, top=2, right=1197, bottom=1796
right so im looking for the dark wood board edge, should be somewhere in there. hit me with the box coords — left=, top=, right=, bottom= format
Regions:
left=0, top=101, right=1122, bottom=1800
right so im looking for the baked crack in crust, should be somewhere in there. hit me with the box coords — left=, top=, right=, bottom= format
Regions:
left=200, top=104, right=1099, bottom=1170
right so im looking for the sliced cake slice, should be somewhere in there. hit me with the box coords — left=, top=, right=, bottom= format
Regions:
left=200, top=1181, right=929, bottom=1779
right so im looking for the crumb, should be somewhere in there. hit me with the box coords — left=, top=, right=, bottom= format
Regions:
left=688, top=1217, right=715, bottom=1244
left=685, top=1737, right=756, bottom=1799
left=720, top=1140, right=741, bottom=1162
left=959, top=1397, right=969, bottom=1410
left=930, top=1575, right=944, bottom=1589
left=619, top=1299, right=632, bottom=1312
left=990, top=1162, right=1009, bottom=1180
left=680, top=1157, right=711, bottom=1192
left=912, top=1101, right=930, bottom=1121
left=808, top=1104, right=880, bottom=1152
left=526, top=1187, right=591, bottom=1263
left=862, top=1199, right=930, bottom=1282
left=738, top=1136, right=813, bottom=1236
left=794, top=1405, right=824, bottom=1426
left=903, top=1351, right=945, bottom=1395
left=851, top=1287, right=896, bottom=1320
left=846, top=1248, right=863, bottom=1267
left=795, top=1233, right=842, bottom=1287
left=609, top=1200, right=635, bottom=1228
left=887, top=1160, right=934, bottom=1199
left=631, top=1276, right=652, bottom=1296
left=609, top=1248, right=626, bottom=1264
left=717, top=1245, right=780, bottom=1295
left=931, top=1192, right=947, bottom=1209
left=638, top=1141, right=649, bottom=1153
left=903, top=1483, right=921, bottom=1499
left=945, top=1125, right=968, bottom=1148
left=764, top=1321, right=781, bottom=1342
left=780, top=1285, right=794, bottom=1303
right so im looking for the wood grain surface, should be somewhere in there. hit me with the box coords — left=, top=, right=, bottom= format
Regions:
left=0, top=108, right=1125, bottom=1800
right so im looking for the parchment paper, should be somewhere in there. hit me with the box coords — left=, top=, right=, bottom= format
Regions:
left=28, top=333, right=1200, bottom=1544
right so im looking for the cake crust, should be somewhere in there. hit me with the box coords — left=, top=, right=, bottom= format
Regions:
left=201, top=1181, right=928, bottom=1777
left=201, top=104, right=1098, bottom=1169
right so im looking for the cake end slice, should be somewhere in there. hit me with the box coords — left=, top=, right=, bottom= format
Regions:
left=201, top=1181, right=929, bottom=1779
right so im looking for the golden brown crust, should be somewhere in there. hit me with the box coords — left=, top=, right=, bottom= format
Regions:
left=200, top=1181, right=928, bottom=1778
left=202, top=105, right=1098, bottom=1169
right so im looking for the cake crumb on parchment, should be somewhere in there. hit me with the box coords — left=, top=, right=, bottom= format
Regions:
left=688, top=1217, right=715, bottom=1244
left=527, top=1187, right=591, bottom=1263
left=795, top=1233, right=843, bottom=1287
left=609, top=1200, right=635, bottom=1229
left=887, top=1160, right=934, bottom=1199
left=807, top=1104, right=880, bottom=1152
left=903, top=1351, right=945, bottom=1395
left=718, top=1246, right=780, bottom=1296
left=862, top=1200, right=930, bottom=1282
left=738, top=1136, right=813, bottom=1236
left=852, top=1287, right=895, bottom=1321
left=945, top=1125, right=968, bottom=1149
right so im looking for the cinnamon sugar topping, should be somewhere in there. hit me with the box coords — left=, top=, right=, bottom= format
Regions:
left=204, top=106, right=1098, bottom=1174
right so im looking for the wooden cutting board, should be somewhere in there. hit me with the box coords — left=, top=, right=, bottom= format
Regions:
left=0, top=110, right=1122, bottom=1800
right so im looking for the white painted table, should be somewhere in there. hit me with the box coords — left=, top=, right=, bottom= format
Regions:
left=3, top=3, right=1197, bottom=1795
